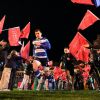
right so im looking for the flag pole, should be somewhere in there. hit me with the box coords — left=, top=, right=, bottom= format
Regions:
left=1, top=28, right=9, bottom=32
left=1, top=26, right=20, bottom=32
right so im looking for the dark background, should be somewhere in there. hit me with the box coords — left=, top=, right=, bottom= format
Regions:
left=0, top=0, right=100, bottom=61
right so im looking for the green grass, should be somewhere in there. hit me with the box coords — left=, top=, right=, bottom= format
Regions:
left=0, top=90, right=100, bottom=100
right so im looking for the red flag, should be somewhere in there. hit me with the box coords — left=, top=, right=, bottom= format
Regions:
left=69, top=32, right=89, bottom=57
left=53, top=67, right=63, bottom=80
left=71, top=0, right=94, bottom=5
left=20, top=22, right=30, bottom=39
left=61, top=71, right=67, bottom=81
left=0, top=15, right=6, bottom=34
left=8, top=27, right=21, bottom=46
left=69, top=33, right=80, bottom=56
left=76, top=46, right=90, bottom=62
left=20, top=41, right=30, bottom=59
left=78, top=10, right=99, bottom=30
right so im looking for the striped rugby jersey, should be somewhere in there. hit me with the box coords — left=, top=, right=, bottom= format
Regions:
left=32, top=37, right=51, bottom=59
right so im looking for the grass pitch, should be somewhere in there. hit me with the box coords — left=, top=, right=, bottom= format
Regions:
left=0, top=90, right=100, bottom=100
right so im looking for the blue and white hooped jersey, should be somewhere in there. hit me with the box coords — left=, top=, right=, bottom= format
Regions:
left=32, top=37, right=51, bottom=59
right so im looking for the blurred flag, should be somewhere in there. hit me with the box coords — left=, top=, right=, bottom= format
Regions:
left=94, top=0, right=100, bottom=7
left=20, top=22, right=30, bottom=39
left=0, top=15, right=6, bottom=34
left=71, top=0, right=94, bottom=5
left=61, top=71, right=67, bottom=81
left=8, top=27, right=21, bottom=46
left=20, top=41, right=30, bottom=59
left=53, top=67, right=63, bottom=80
left=69, top=32, right=89, bottom=57
left=78, top=10, right=99, bottom=30
left=76, top=46, right=90, bottom=62
left=69, top=33, right=81, bottom=56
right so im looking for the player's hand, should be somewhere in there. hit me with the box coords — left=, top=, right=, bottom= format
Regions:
left=35, top=42, right=41, bottom=46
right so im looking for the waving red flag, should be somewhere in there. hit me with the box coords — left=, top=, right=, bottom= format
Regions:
left=0, top=15, right=6, bottom=34
left=78, top=10, right=99, bottom=30
left=69, top=33, right=80, bottom=56
left=76, top=46, right=90, bottom=62
left=8, top=27, right=21, bottom=46
left=20, top=41, right=30, bottom=59
left=20, top=22, right=30, bottom=39
left=71, top=0, right=94, bottom=5
left=69, top=32, right=89, bottom=57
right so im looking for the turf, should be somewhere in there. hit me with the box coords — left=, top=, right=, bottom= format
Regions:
left=0, top=90, right=100, bottom=100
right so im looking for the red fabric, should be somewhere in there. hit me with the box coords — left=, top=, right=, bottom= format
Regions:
left=69, top=32, right=81, bottom=57
left=69, top=32, right=89, bottom=57
left=76, top=46, right=90, bottom=62
left=20, top=22, right=30, bottom=39
left=82, top=65, right=91, bottom=81
left=8, top=27, right=21, bottom=46
left=17, top=82, right=22, bottom=88
left=53, top=67, right=63, bottom=80
left=71, top=0, right=94, bottom=5
left=0, top=15, right=6, bottom=34
left=60, top=71, right=67, bottom=81
left=20, top=41, right=30, bottom=59
left=78, top=10, right=99, bottom=30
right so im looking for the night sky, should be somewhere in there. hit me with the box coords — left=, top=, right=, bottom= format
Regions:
left=0, top=0, right=100, bottom=62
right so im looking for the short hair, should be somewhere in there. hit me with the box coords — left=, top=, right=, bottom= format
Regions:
left=35, top=29, right=41, bottom=32
left=64, top=47, right=68, bottom=49
left=10, top=50, right=17, bottom=55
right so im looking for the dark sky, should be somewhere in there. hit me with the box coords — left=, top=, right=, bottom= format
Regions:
left=0, top=0, right=100, bottom=61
